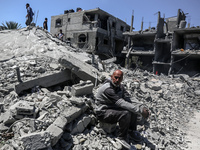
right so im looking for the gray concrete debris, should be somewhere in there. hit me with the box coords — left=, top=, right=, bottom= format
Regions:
left=0, top=27, right=200, bottom=150
left=19, top=131, right=51, bottom=150
left=9, top=100, right=35, bottom=117
left=46, top=124, right=63, bottom=146
left=15, top=69, right=72, bottom=94
left=71, top=80, right=94, bottom=96
left=58, top=56, right=101, bottom=84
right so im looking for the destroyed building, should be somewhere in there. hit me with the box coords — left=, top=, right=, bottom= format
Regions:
left=0, top=9, right=200, bottom=150
left=50, top=8, right=130, bottom=59
left=123, top=9, right=200, bottom=77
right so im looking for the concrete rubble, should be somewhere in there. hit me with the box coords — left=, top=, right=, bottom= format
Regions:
left=0, top=27, right=200, bottom=150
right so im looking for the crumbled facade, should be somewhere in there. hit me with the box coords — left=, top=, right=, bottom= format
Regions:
left=50, top=8, right=130, bottom=59
left=123, top=9, right=200, bottom=76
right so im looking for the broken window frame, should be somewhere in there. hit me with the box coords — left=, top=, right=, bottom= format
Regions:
left=55, top=18, right=62, bottom=27
left=78, top=34, right=87, bottom=43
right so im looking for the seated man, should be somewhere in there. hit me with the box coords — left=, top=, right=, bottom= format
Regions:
left=56, top=29, right=64, bottom=41
left=95, top=69, right=150, bottom=149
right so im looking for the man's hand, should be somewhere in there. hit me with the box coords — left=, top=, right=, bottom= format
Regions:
left=142, top=107, right=150, bottom=119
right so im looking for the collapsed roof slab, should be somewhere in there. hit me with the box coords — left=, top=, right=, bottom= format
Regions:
left=58, top=55, right=101, bottom=84
left=15, top=69, right=72, bottom=94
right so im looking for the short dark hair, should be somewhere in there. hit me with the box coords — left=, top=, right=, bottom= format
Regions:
left=26, top=3, right=30, bottom=6
left=45, top=18, right=48, bottom=20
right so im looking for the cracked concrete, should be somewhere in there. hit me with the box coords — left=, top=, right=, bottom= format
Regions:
left=0, top=26, right=200, bottom=150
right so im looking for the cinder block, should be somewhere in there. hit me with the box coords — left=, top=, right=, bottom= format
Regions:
left=71, top=80, right=94, bottom=96
left=53, top=115, right=68, bottom=129
left=46, top=124, right=63, bottom=146
left=62, top=105, right=88, bottom=124
left=9, top=100, right=35, bottom=116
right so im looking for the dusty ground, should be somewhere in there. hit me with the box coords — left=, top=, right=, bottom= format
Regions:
left=184, top=110, right=200, bottom=150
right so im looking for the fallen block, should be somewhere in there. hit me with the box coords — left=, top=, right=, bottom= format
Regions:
left=71, top=80, right=94, bottom=96
left=15, top=69, right=72, bottom=94
left=71, top=115, right=91, bottom=134
left=46, top=124, right=63, bottom=146
left=20, top=131, right=51, bottom=150
left=58, top=55, right=101, bottom=84
left=62, top=105, right=88, bottom=124
left=53, top=115, right=68, bottom=130
left=9, top=100, right=35, bottom=117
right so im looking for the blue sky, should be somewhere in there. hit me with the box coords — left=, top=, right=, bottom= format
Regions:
left=0, top=0, right=199, bottom=31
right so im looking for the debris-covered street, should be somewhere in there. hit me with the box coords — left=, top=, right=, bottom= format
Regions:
left=0, top=27, right=200, bottom=150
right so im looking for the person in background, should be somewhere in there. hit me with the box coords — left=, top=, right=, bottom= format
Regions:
left=95, top=69, right=150, bottom=149
left=43, top=18, right=48, bottom=30
left=25, top=3, right=34, bottom=26
left=56, top=29, right=64, bottom=41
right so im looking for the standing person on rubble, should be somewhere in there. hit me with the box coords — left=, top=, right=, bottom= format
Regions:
left=95, top=69, right=150, bottom=149
left=25, top=3, right=34, bottom=26
left=43, top=18, right=48, bottom=30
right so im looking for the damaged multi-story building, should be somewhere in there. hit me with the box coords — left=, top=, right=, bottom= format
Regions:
left=50, top=7, right=130, bottom=59
left=123, top=9, right=200, bottom=76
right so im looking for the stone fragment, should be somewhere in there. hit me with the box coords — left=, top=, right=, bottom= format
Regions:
left=53, top=115, right=68, bottom=129
left=69, top=97, right=84, bottom=106
left=2, top=111, right=16, bottom=125
left=34, top=67, right=46, bottom=73
left=46, top=124, right=63, bottom=146
left=49, top=63, right=60, bottom=70
left=71, top=80, right=94, bottom=96
left=194, top=90, right=200, bottom=96
left=9, top=100, right=35, bottom=117
left=71, top=115, right=91, bottom=134
left=0, top=123, right=9, bottom=131
left=62, top=105, right=88, bottom=124
left=145, top=79, right=162, bottom=91
left=20, top=131, right=51, bottom=150
left=15, top=69, right=72, bottom=94
left=58, top=55, right=101, bottom=84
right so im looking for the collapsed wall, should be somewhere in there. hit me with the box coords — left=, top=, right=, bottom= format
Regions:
left=0, top=27, right=200, bottom=150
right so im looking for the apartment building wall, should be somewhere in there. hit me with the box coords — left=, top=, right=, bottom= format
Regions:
left=50, top=8, right=129, bottom=59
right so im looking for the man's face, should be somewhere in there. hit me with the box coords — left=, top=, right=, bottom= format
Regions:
left=26, top=4, right=28, bottom=8
left=111, top=70, right=123, bottom=86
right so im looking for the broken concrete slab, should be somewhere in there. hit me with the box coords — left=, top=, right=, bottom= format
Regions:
left=46, top=124, right=63, bottom=146
left=19, top=131, right=51, bottom=150
left=2, top=111, right=16, bottom=125
left=145, top=78, right=162, bottom=91
left=9, top=100, right=35, bottom=117
left=62, top=105, right=88, bottom=124
left=71, top=80, right=94, bottom=96
left=53, top=115, right=68, bottom=130
left=15, top=69, right=72, bottom=94
left=71, top=115, right=91, bottom=134
left=58, top=56, right=101, bottom=84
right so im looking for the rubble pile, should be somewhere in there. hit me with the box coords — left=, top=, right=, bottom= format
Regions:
left=0, top=27, right=200, bottom=150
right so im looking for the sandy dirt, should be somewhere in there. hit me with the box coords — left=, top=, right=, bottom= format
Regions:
left=184, top=110, right=200, bottom=150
